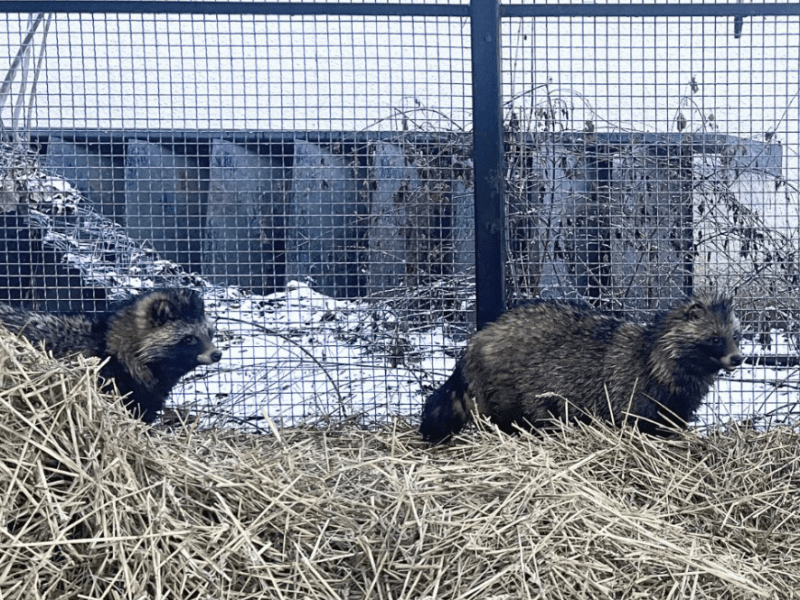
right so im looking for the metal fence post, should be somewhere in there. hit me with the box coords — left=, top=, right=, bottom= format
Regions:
left=470, top=0, right=506, bottom=328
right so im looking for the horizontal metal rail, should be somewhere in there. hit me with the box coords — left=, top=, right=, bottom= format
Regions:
left=0, top=2, right=470, bottom=17
left=2, top=2, right=799, bottom=18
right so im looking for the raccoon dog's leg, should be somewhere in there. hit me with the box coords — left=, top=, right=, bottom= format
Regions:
left=420, top=361, right=472, bottom=444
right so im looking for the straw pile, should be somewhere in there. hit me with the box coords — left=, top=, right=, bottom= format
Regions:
left=1, top=328, right=800, bottom=599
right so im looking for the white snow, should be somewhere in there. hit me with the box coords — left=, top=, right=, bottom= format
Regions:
left=178, top=281, right=464, bottom=432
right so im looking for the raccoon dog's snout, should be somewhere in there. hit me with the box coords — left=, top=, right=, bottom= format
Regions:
left=722, top=353, right=744, bottom=371
left=199, top=347, right=223, bottom=364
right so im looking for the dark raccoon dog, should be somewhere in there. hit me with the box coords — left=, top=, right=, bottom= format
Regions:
left=0, top=288, right=222, bottom=423
left=420, top=294, right=743, bottom=443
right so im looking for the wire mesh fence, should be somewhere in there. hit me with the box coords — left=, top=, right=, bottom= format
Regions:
left=0, top=2, right=798, bottom=432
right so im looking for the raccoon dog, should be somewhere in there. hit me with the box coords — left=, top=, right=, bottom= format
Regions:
left=0, top=288, right=222, bottom=423
left=420, top=294, right=743, bottom=443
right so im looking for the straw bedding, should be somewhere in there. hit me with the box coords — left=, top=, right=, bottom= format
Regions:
left=1, top=329, right=799, bottom=599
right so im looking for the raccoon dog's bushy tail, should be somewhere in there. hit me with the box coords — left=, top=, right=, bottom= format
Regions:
left=420, top=361, right=471, bottom=444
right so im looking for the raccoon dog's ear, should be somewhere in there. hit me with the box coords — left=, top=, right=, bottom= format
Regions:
left=150, top=297, right=180, bottom=326
left=683, top=294, right=733, bottom=321
left=683, top=300, right=707, bottom=321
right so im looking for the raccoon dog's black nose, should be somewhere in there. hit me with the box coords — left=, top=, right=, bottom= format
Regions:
left=728, top=354, right=744, bottom=368
left=211, top=350, right=223, bottom=363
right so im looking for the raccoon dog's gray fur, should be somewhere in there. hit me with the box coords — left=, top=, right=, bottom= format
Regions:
left=0, top=288, right=222, bottom=423
left=420, top=294, right=743, bottom=443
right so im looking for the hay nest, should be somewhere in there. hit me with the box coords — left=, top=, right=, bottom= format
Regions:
left=1, top=330, right=799, bottom=599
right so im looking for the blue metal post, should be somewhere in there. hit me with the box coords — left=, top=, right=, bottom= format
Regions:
left=470, top=0, right=506, bottom=327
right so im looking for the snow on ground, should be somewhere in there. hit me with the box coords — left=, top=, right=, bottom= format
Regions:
left=178, top=281, right=464, bottom=432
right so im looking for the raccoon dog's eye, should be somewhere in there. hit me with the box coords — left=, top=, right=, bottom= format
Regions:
left=181, top=335, right=197, bottom=345
left=710, top=336, right=722, bottom=345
